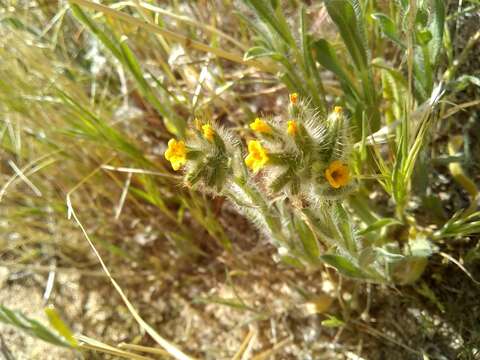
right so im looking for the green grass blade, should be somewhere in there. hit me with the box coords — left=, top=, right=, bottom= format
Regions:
left=0, top=305, right=72, bottom=348
left=44, top=306, right=78, bottom=348
left=313, top=39, right=360, bottom=100
left=325, top=0, right=368, bottom=71
left=429, top=0, right=446, bottom=66
left=371, top=13, right=405, bottom=48
left=320, top=254, right=366, bottom=279
left=242, top=0, right=294, bottom=46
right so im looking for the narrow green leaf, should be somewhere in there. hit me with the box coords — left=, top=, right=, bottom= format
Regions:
left=325, top=0, right=368, bottom=71
left=243, top=46, right=277, bottom=61
left=334, top=203, right=357, bottom=254
left=429, top=0, right=445, bottom=65
left=294, top=217, right=320, bottom=261
left=320, top=254, right=366, bottom=279
left=44, top=306, right=78, bottom=348
left=358, top=218, right=402, bottom=235
left=242, top=0, right=293, bottom=45
left=371, top=13, right=405, bottom=48
left=321, top=314, right=345, bottom=328
left=313, top=39, right=359, bottom=99
left=72, top=5, right=185, bottom=136
left=118, top=37, right=185, bottom=136
left=0, top=305, right=72, bottom=348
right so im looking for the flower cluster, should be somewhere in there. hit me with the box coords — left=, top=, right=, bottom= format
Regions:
left=165, top=94, right=354, bottom=202
left=163, top=95, right=360, bottom=273
left=239, top=93, right=354, bottom=201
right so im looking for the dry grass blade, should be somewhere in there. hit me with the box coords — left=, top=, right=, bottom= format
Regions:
left=0, top=153, right=57, bottom=202
left=100, top=164, right=182, bottom=179
left=231, top=328, right=257, bottom=360
left=251, top=337, right=293, bottom=360
left=352, top=320, right=419, bottom=355
left=439, top=252, right=480, bottom=286
left=67, top=0, right=270, bottom=72
left=111, top=0, right=248, bottom=51
left=118, top=343, right=170, bottom=356
left=77, top=334, right=155, bottom=360
left=114, top=171, right=132, bottom=220
left=441, top=99, right=480, bottom=120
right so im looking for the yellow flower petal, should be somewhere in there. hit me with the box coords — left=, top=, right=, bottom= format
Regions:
left=290, top=93, right=298, bottom=105
left=245, top=140, right=269, bottom=172
left=325, top=160, right=349, bottom=189
left=249, top=118, right=272, bottom=134
left=287, top=120, right=297, bottom=136
left=164, top=138, right=187, bottom=171
left=334, top=106, right=343, bottom=114
left=202, top=124, right=215, bottom=142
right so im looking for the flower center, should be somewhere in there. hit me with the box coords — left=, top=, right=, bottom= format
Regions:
left=331, top=170, right=343, bottom=181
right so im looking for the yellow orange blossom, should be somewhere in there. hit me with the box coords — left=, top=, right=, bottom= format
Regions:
left=245, top=140, right=269, bottom=172
left=334, top=106, right=343, bottom=114
left=202, top=124, right=215, bottom=142
left=164, top=139, right=187, bottom=171
left=287, top=120, right=297, bottom=136
left=289, top=93, right=298, bottom=105
left=325, top=160, right=349, bottom=189
left=249, top=118, right=272, bottom=134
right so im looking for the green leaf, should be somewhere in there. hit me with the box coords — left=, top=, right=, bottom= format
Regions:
left=269, top=170, right=292, bottom=193
left=428, top=0, right=445, bottom=65
left=0, top=305, right=72, bottom=348
left=321, top=314, right=345, bottom=328
left=334, top=203, right=357, bottom=253
left=374, top=246, right=405, bottom=262
left=415, top=8, right=429, bottom=27
left=71, top=5, right=185, bottom=137
left=280, top=255, right=305, bottom=269
left=325, top=0, right=368, bottom=71
left=358, top=218, right=402, bottom=235
left=294, top=217, right=320, bottom=261
left=242, top=0, right=294, bottom=45
left=450, top=75, right=480, bottom=92
left=300, top=6, right=326, bottom=111
left=118, top=37, right=185, bottom=136
left=413, top=47, right=430, bottom=101
left=313, top=39, right=359, bottom=99
left=371, top=13, right=405, bottom=48
left=416, top=29, right=433, bottom=46
left=44, top=306, right=78, bottom=348
left=243, top=46, right=277, bottom=60
left=320, top=254, right=366, bottom=279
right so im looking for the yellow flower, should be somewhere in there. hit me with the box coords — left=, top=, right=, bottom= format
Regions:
left=325, top=160, right=349, bottom=189
left=249, top=118, right=272, bottom=134
left=202, top=124, right=215, bottom=142
left=287, top=120, right=297, bottom=136
left=289, top=93, right=298, bottom=105
left=334, top=106, right=343, bottom=114
left=164, top=139, right=187, bottom=171
left=245, top=140, right=269, bottom=172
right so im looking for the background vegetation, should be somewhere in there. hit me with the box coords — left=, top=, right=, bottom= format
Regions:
left=0, top=0, right=479, bottom=359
